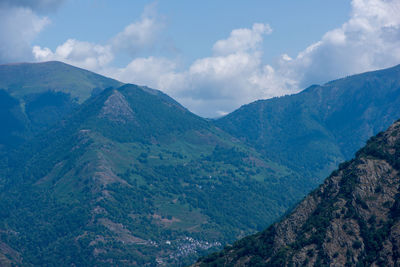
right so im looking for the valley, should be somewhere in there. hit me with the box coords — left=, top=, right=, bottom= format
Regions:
left=0, top=62, right=400, bottom=266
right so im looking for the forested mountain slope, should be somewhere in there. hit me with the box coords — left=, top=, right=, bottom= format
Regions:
left=217, top=64, right=400, bottom=185
left=197, top=119, right=400, bottom=266
left=0, top=61, right=121, bottom=152
left=0, top=84, right=302, bottom=266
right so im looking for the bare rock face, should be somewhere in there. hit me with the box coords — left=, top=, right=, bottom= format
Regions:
left=99, top=90, right=135, bottom=123
left=196, top=120, right=400, bottom=266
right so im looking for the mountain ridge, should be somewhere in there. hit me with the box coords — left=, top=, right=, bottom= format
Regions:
left=0, top=61, right=122, bottom=102
left=196, top=119, right=400, bottom=266
left=216, top=63, right=400, bottom=184
left=0, top=61, right=122, bottom=152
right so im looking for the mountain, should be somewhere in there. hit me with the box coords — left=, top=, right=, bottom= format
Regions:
left=2, top=62, right=400, bottom=266
left=0, top=61, right=121, bottom=152
left=196, top=119, right=400, bottom=266
left=216, top=64, right=400, bottom=185
left=0, top=61, right=121, bottom=102
left=0, top=84, right=303, bottom=266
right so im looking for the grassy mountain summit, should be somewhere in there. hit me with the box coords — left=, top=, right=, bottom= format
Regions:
left=0, top=61, right=121, bottom=102
left=196, top=119, right=400, bottom=266
left=0, top=84, right=302, bottom=266
left=0, top=61, right=121, bottom=152
left=216, top=64, right=400, bottom=185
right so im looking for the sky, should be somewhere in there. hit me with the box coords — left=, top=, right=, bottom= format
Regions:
left=1, top=0, right=400, bottom=118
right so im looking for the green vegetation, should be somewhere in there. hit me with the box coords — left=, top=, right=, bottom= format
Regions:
left=0, top=61, right=121, bottom=153
left=0, top=61, right=121, bottom=102
left=0, top=84, right=304, bottom=266
left=197, top=120, right=400, bottom=266
left=2, top=61, right=400, bottom=266
left=217, top=64, right=400, bottom=187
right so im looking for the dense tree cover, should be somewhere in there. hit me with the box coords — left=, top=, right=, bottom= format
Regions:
left=0, top=89, right=27, bottom=148
left=0, top=84, right=305, bottom=266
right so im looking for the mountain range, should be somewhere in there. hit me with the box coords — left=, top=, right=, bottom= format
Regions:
left=0, top=61, right=400, bottom=265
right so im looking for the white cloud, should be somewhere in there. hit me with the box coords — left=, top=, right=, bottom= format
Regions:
left=31, top=2, right=163, bottom=72
left=0, top=0, right=65, bottom=63
left=154, top=0, right=400, bottom=117
left=33, top=39, right=113, bottom=71
left=108, top=22, right=290, bottom=117
left=213, top=23, right=272, bottom=55
left=110, top=56, right=183, bottom=90
left=27, top=0, right=400, bottom=118
left=108, top=23, right=282, bottom=117
left=0, top=6, right=49, bottom=63
left=281, top=0, right=400, bottom=88
left=111, top=2, right=164, bottom=55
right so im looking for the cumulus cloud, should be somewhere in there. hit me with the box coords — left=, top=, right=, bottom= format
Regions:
left=213, top=23, right=272, bottom=55
left=0, top=0, right=64, bottom=63
left=109, top=23, right=279, bottom=117
left=114, top=0, right=400, bottom=117
left=108, top=56, right=180, bottom=92
left=280, top=0, right=400, bottom=87
left=33, top=39, right=113, bottom=71
left=27, top=0, right=400, bottom=117
left=111, top=2, right=164, bottom=55
left=0, top=6, right=49, bottom=63
left=32, top=2, right=164, bottom=71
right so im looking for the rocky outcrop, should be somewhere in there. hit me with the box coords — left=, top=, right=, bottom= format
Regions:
left=99, top=90, right=135, bottom=123
left=196, top=120, right=400, bottom=266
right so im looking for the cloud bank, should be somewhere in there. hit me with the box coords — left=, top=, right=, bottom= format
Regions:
left=30, top=0, right=400, bottom=117
left=109, top=22, right=279, bottom=117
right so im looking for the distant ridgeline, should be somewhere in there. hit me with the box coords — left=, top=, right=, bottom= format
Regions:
left=0, top=61, right=400, bottom=266
left=217, top=64, right=400, bottom=185
left=196, top=119, right=400, bottom=266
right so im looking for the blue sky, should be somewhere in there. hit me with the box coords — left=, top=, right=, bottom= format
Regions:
left=36, top=0, right=351, bottom=66
left=1, top=0, right=400, bottom=117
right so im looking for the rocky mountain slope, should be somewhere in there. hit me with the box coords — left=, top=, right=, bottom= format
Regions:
left=216, top=64, right=400, bottom=185
left=196, top=119, right=400, bottom=266
left=0, top=84, right=302, bottom=266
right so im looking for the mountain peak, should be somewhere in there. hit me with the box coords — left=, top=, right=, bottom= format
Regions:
left=0, top=60, right=121, bottom=103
